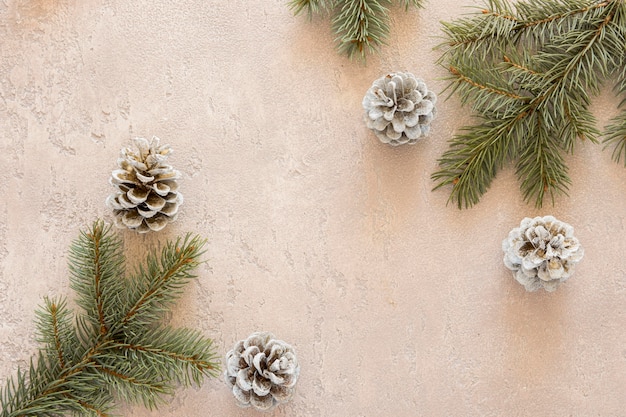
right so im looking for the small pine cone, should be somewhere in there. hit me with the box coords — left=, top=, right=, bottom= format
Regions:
left=363, top=71, right=437, bottom=146
left=224, top=332, right=300, bottom=411
left=502, top=216, right=584, bottom=292
left=106, top=136, right=183, bottom=233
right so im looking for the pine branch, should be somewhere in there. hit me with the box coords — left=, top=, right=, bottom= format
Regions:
left=515, top=114, right=572, bottom=205
left=432, top=115, right=525, bottom=208
left=118, top=234, right=207, bottom=334
left=433, top=0, right=626, bottom=208
left=35, top=298, right=77, bottom=372
left=603, top=47, right=626, bottom=164
left=91, top=358, right=169, bottom=410
left=288, top=0, right=333, bottom=18
left=68, top=221, right=125, bottom=337
left=290, top=0, right=423, bottom=60
left=604, top=114, right=626, bottom=164
left=0, top=221, right=218, bottom=417
left=114, top=326, right=218, bottom=387
left=332, top=0, right=391, bottom=60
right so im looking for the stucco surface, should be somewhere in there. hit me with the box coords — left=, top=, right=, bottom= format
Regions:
left=1, top=1, right=625, bottom=416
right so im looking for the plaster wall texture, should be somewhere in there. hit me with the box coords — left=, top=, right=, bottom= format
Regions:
left=1, top=0, right=625, bottom=416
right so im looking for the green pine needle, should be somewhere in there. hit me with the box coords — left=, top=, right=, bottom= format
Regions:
left=1, top=220, right=219, bottom=417
left=433, top=0, right=626, bottom=208
left=290, top=0, right=424, bottom=60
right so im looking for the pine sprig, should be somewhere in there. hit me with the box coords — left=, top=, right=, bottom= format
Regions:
left=288, top=0, right=334, bottom=17
left=604, top=56, right=626, bottom=164
left=119, top=234, right=206, bottom=334
left=289, top=0, right=424, bottom=60
left=0, top=220, right=218, bottom=417
left=433, top=0, right=626, bottom=208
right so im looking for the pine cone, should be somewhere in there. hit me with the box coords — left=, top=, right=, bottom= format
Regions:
left=106, top=137, right=183, bottom=233
left=363, top=71, right=437, bottom=146
left=502, top=216, right=584, bottom=292
left=224, top=332, right=300, bottom=411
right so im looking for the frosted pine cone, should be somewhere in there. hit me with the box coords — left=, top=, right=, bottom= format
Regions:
left=363, top=71, right=437, bottom=146
left=225, top=332, right=300, bottom=411
left=502, top=216, right=584, bottom=292
left=106, top=136, right=183, bottom=233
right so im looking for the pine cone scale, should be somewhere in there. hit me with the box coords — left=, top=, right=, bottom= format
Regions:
left=127, top=187, right=149, bottom=204
left=145, top=194, right=166, bottom=211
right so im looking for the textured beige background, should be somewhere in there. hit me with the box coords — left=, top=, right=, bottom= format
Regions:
left=1, top=0, right=626, bottom=416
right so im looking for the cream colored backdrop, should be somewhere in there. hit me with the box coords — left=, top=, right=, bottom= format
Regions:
left=1, top=1, right=625, bottom=416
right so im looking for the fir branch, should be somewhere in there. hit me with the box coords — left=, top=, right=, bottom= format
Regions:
left=288, top=0, right=333, bottom=18
left=91, top=359, right=169, bottom=410
left=0, top=221, right=218, bottom=417
left=432, top=115, right=526, bottom=208
left=114, top=326, right=218, bottom=387
left=332, top=0, right=391, bottom=60
left=35, top=298, right=76, bottom=372
left=68, top=221, right=125, bottom=336
left=290, top=0, right=423, bottom=60
left=604, top=51, right=626, bottom=164
left=433, top=0, right=626, bottom=208
left=515, top=114, right=572, bottom=205
left=119, top=234, right=207, bottom=333
left=604, top=114, right=626, bottom=164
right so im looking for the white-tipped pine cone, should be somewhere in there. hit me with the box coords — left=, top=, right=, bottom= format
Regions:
left=106, top=136, right=183, bottom=233
left=225, top=332, right=300, bottom=411
left=502, top=216, right=584, bottom=292
left=363, top=71, right=437, bottom=146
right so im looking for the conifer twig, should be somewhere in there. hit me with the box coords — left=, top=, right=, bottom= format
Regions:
left=289, top=0, right=424, bottom=60
left=0, top=220, right=218, bottom=417
left=433, top=0, right=626, bottom=208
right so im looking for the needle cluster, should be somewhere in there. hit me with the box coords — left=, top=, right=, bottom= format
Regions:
left=432, top=0, right=626, bottom=208
left=289, top=0, right=424, bottom=60
left=0, top=221, right=218, bottom=417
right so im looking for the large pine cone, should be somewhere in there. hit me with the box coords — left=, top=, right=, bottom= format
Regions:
left=502, top=216, right=584, bottom=292
left=106, top=137, right=183, bottom=233
left=225, top=332, right=300, bottom=411
left=363, top=71, right=437, bottom=146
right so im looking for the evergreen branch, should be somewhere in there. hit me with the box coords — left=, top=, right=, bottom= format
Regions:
left=66, top=396, right=112, bottom=417
left=34, top=297, right=76, bottom=372
left=604, top=112, right=626, bottom=164
left=290, top=0, right=422, bottom=60
left=603, top=50, right=626, bottom=163
left=538, top=4, right=618, bottom=96
left=92, top=359, right=168, bottom=409
left=432, top=115, right=525, bottom=208
left=1, top=221, right=217, bottom=416
left=288, top=0, right=332, bottom=18
left=115, top=326, right=219, bottom=387
left=332, top=0, right=391, bottom=60
left=558, top=96, right=600, bottom=151
left=516, top=114, right=572, bottom=206
left=0, top=354, right=83, bottom=417
left=400, top=0, right=423, bottom=11
left=517, top=0, right=608, bottom=29
left=434, top=0, right=625, bottom=208
left=442, top=0, right=606, bottom=53
left=68, top=220, right=125, bottom=336
left=446, top=63, right=532, bottom=117
left=119, top=234, right=207, bottom=332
